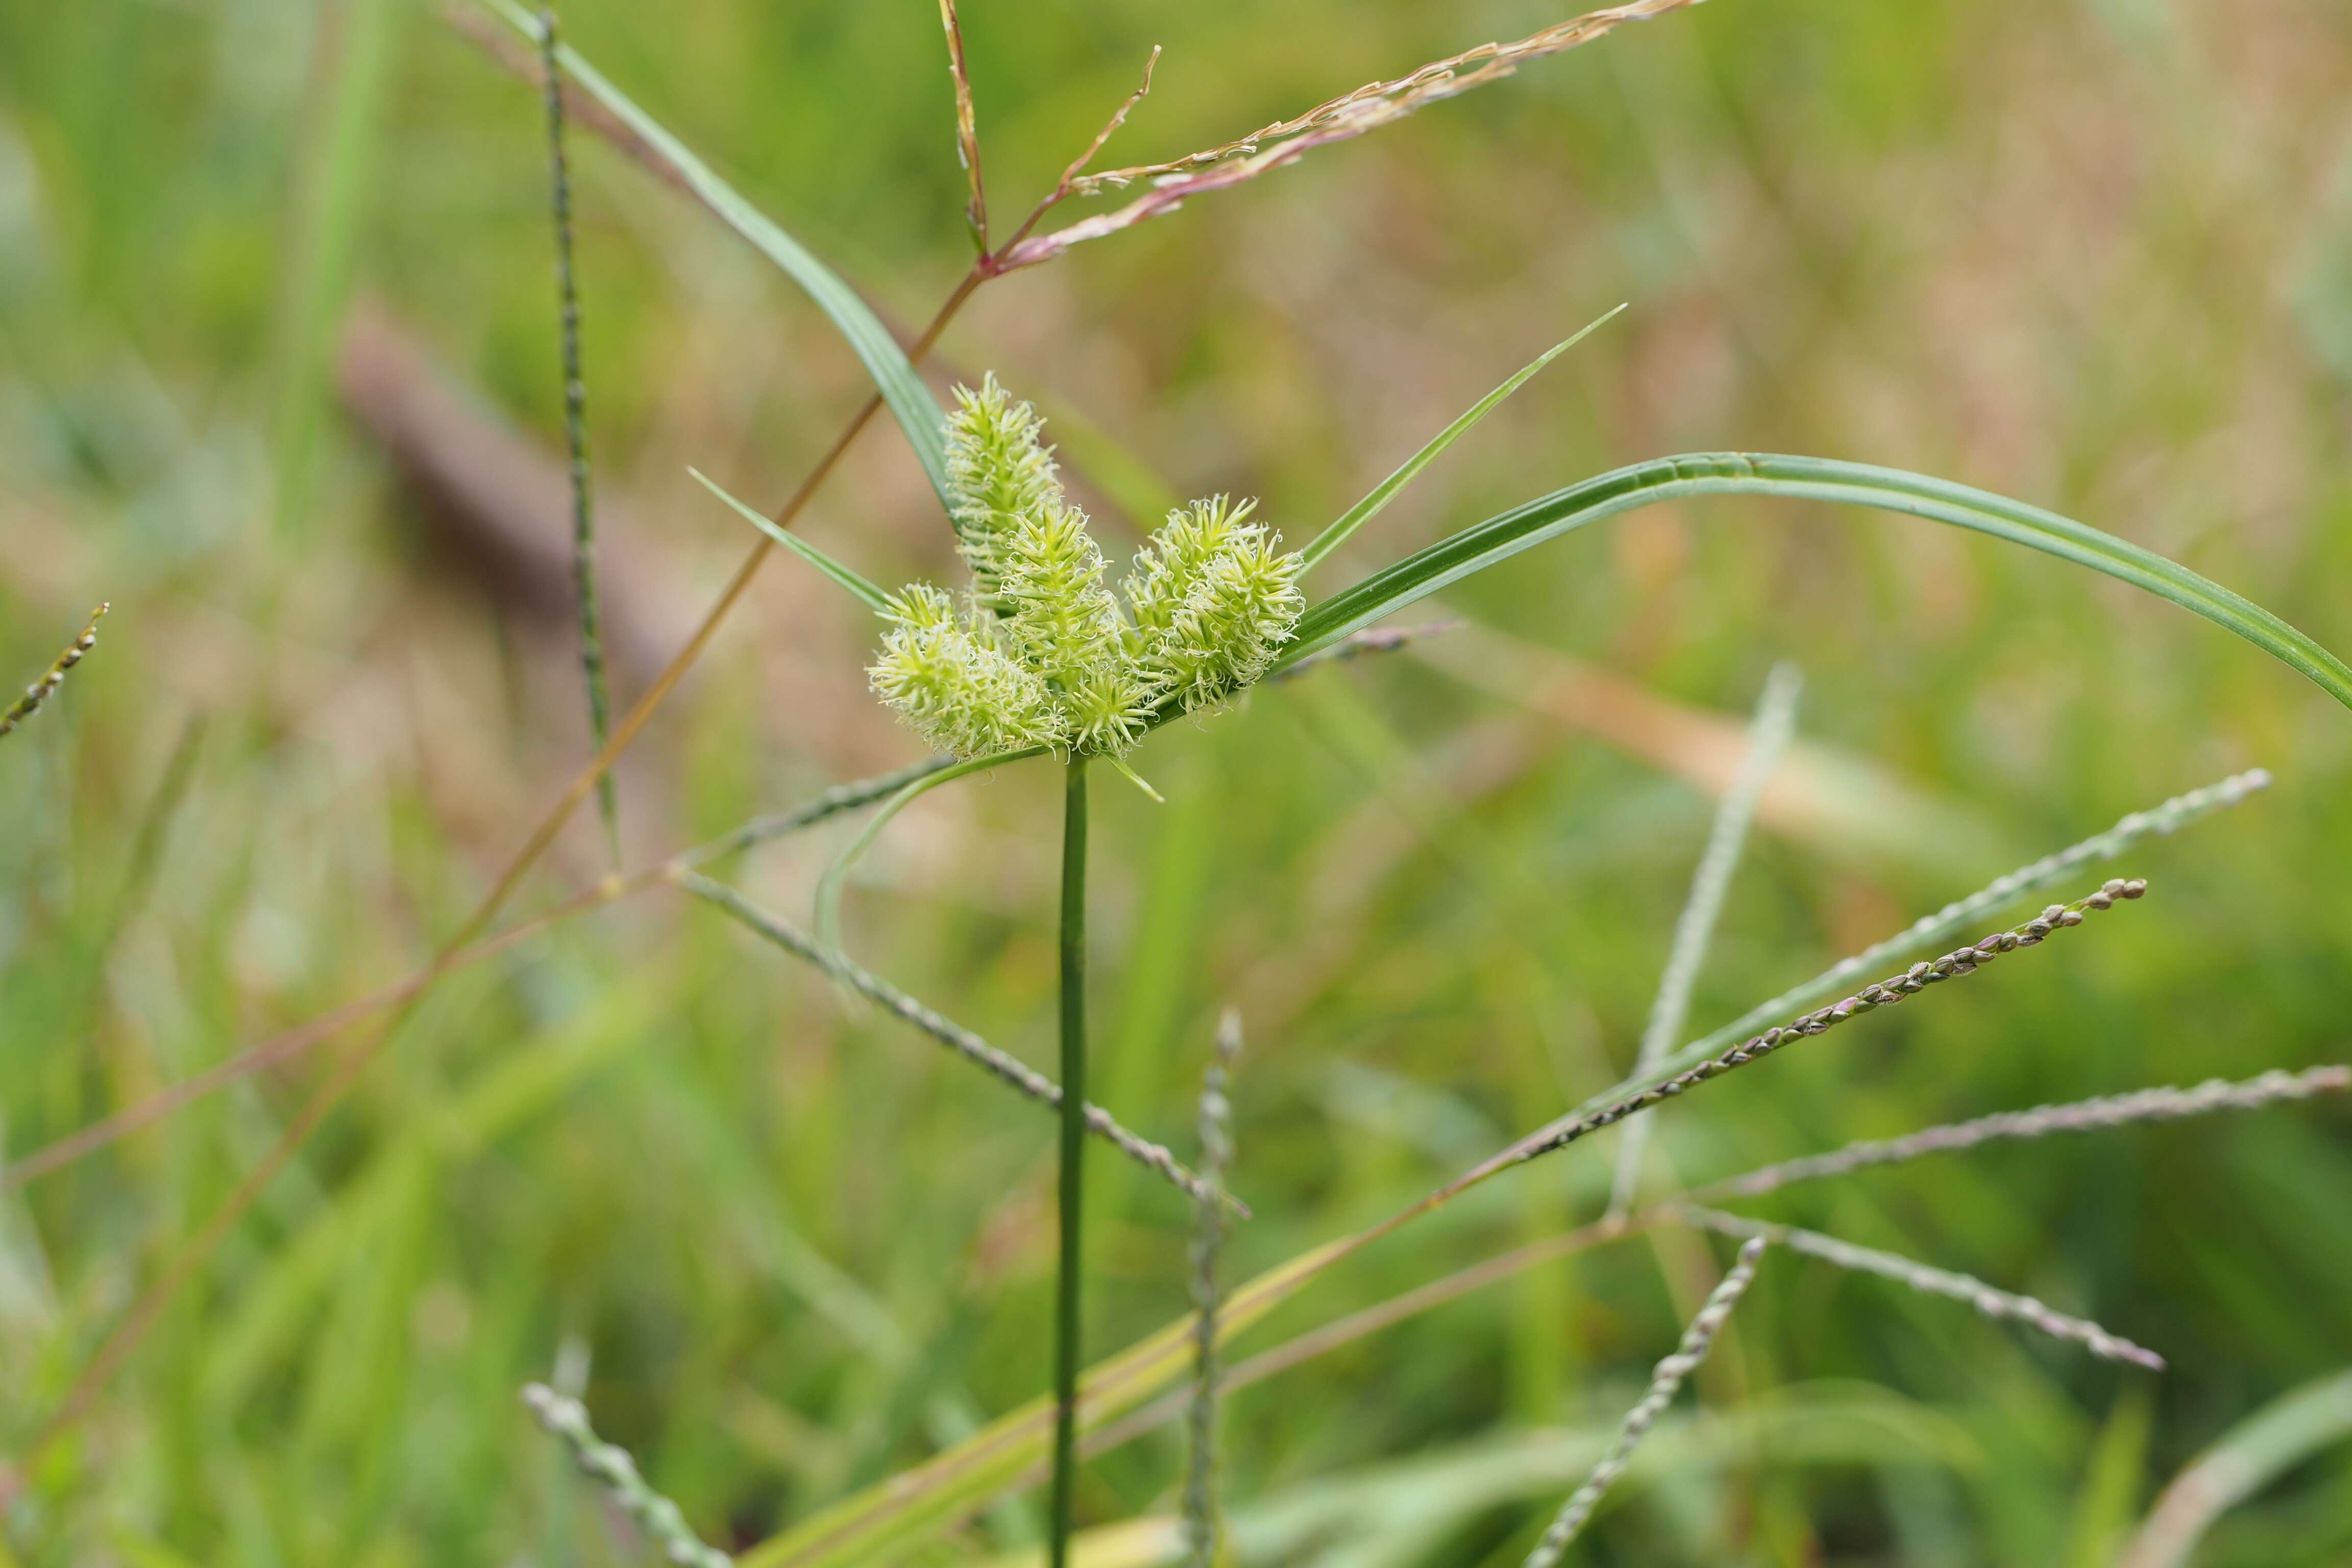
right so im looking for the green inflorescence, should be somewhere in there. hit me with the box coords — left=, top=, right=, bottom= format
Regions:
left=872, top=376, right=1306, bottom=760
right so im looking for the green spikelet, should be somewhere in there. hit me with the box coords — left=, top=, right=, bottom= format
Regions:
left=1128, top=497, right=1307, bottom=708
left=945, top=374, right=1060, bottom=606
left=869, top=584, right=1067, bottom=758
left=875, top=382, right=1305, bottom=764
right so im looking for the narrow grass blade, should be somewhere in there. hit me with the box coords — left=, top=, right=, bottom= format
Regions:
left=1271, top=454, right=2352, bottom=718
left=1522, top=1237, right=1767, bottom=1567
left=814, top=748, right=1049, bottom=954
left=487, top=0, right=951, bottom=506
left=1296, top=307, right=1625, bottom=573
left=690, top=467, right=892, bottom=616
left=1677, top=1207, right=2163, bottom=1370
left=1608, top=664, right=1800, bottom=1218
left=2118, top=1367, right=2352, bottom=1568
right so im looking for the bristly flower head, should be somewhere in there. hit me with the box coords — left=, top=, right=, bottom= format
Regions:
left=870, top=379, right=1305, bottom=761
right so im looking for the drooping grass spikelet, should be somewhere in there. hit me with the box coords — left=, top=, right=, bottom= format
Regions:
left=1182, top=1009, right=1244, bottom=1568
left=1, top=603, right=108, bottom=743
left=1522, top=1236, right=1767, bottom=1567
left=945, top=373, right=1061, bottom=603
left=1677, top=1207, right=2163, bottom=1369
left=869, top=584, right=1067, bottom=758
left=522, top=1383, right=732, bottom=1567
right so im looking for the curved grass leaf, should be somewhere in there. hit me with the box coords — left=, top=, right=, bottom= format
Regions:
left=487, top=0, right=950, bottom=508
left=1272, top=453, right=2352, bottom=716
left=690, top=467, right=892, bottom=615
left=1295, top=305, right=1626, bottom=574
left=2118, top=1366, right=2352, bottom=1568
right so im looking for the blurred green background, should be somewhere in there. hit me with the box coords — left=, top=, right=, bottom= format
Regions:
left=3, top=0, right=2350, bottom=1562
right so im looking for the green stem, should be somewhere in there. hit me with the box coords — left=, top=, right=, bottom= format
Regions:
left=1050, top=757, right=1090, bottom=1568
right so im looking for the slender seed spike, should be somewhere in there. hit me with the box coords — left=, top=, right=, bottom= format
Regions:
left=1522, top=1237, right=1768, bottom=1566
left=523, top=1385, right=731, bottom=1568
left=1, top=603, right=109, bottom=742
left=540, top=5, right=620, bottom=868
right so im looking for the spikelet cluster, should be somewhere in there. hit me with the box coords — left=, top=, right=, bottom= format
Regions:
left=870, top=376, right=1305, bottom=760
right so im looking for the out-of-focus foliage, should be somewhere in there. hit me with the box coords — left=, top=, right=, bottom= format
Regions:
left=1, top=0, right=2349, bottom=1562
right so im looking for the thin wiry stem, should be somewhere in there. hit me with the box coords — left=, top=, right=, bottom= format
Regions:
left=1, top=603, right=107, bottom=743
left=540, top=5, right=619, bottom=867
left=1522, top=1236, right=1767, bottom=1567
left=671, top=870, right=1227, bottom=1211
left=1050, top=758, right=1090, bottom=1568
left=1459, top=880, right=2148, bottom=1189
left=1690, top=1064, right=2352, bottom=1203
left=522, top=1384, right=731, bottom=1568
left=1608, top=664, right=1800, bottom=1218
left=1676, top=1206, right=2163, bottom=1370
left=1182, top=1009, right=1243, bottom=1568
left=1664, top=768, right=2270, bottom=1080
left=1003, top=0, right=1701, bottom=271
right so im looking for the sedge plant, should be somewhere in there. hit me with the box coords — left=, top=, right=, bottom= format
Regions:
left=13, top=1, right=2352, bottom=1561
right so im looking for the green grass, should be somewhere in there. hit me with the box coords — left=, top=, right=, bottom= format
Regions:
left=4, top=0, right=2352, bottom=1564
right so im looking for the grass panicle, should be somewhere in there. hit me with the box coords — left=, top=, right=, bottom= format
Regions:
left=1, top=603, right=108, bottom=743
left=673, top=870, right=1227, bottom=1210
left=1507, top=880, right=2150, bottom=1172
left=522, top=1383, right=731, bottom=1568
left=936, top=0, right=987, bottom=253
left=1608, top=663, right=1801, bottom=1218
left=1182, top=1009, right=1243, bottom=1568
left=1005, top=0, right=1705, bottom=270
left=538, top=3, right=618, bottom=867
left=1694, top=1064, right=2352, bottom=1202
left=1521, top=1235, right=1768, bottom=1568
left=1677, top=1206, right=2164, bottom=1370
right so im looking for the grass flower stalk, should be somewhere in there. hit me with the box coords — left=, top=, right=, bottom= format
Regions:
left=1690, top=1064, right=2352, bottom=1202
left=1665, top=769, right=2269, bottom=1076
left=1183, top=1009, right=1243, bottom=1568
left=539, top=3, right=618, bottom=867
left=1521, top=1236, right=1768, bottom=1567
left=1676, top=1206, right=2163, bottom=1369
left=1, top=603, right=108, bottom=743
left=1050, top=758, right=1090, bottom=1568
left=523, top=1383, right=731, bottom=1567
left=1484, top=880, right=2148, bottom=1180
left=673, top=869, right=1227, bottom=1209
left=1608, top=664, right=1800, bottom=1217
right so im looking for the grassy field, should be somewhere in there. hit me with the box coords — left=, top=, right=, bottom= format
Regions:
left=3, top=0, right=2351, bottom=1563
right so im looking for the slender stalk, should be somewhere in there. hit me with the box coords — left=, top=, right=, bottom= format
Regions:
left=1050, top=758, right=1090, bottom=1568
left=540, top=3, right=619, bottom=866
